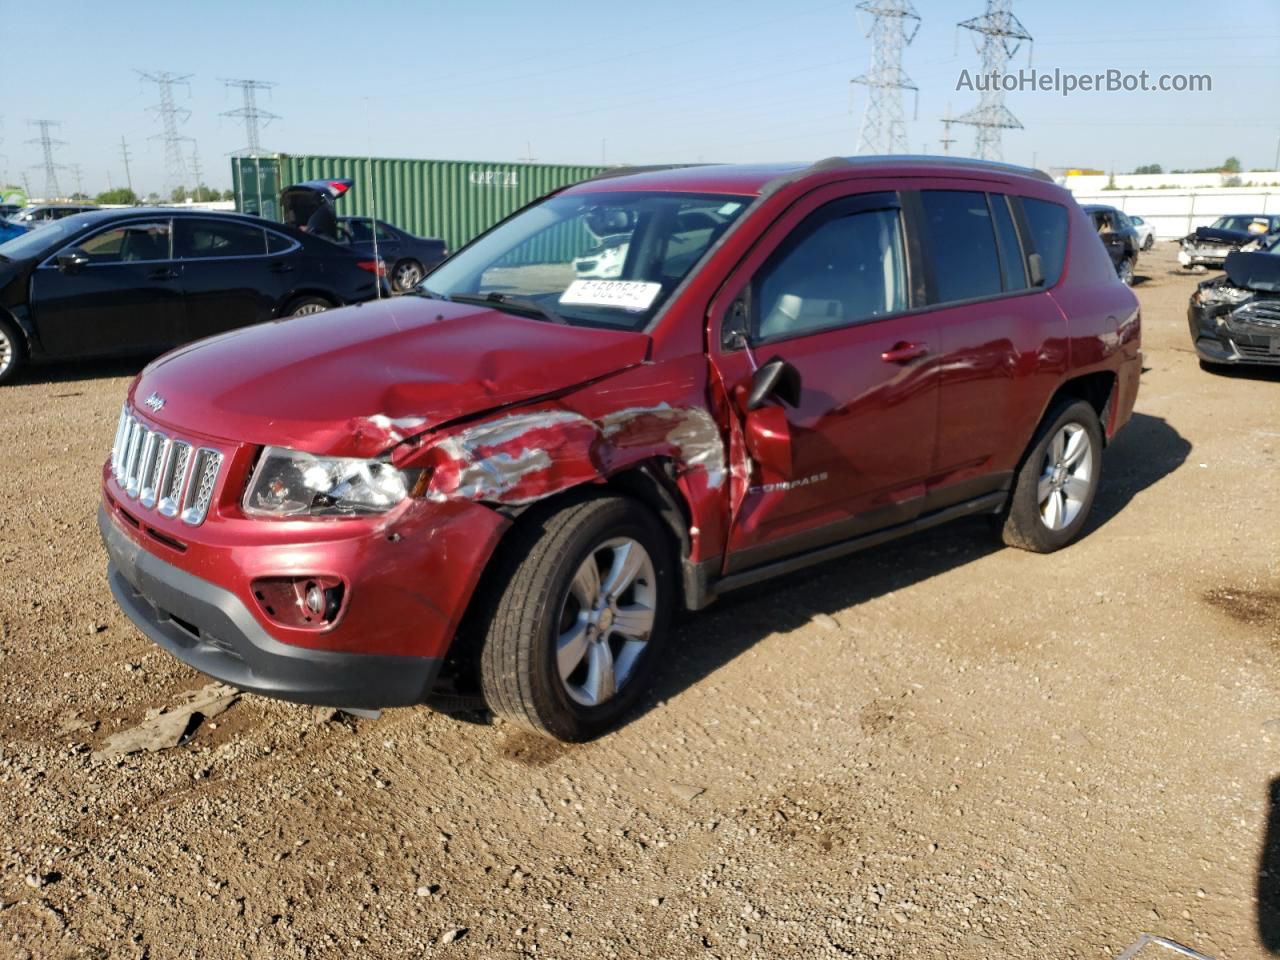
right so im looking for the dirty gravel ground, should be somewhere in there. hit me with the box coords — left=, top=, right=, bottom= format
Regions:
left=2, top=243, right=1280, bottom=960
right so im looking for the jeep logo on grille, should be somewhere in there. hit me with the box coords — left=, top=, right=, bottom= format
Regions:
left=143, top=392, right=165, bottom=412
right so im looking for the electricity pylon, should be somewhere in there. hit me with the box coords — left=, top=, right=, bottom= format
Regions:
left=26, top=119, right=66, bottom=200
left=851, top=0, right=921, bottom=155
left=953, top=0, right=1032, bottom=161
left=138, top=70, right=194, bottom=195
left=220, top=79, right=280, bottom=155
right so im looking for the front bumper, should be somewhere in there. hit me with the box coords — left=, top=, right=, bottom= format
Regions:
left=100, top=505, right=441, bottom=708
left=1178, top=246, right=1230, bottom=268
left=1187, top=302, right=1280, bottom=366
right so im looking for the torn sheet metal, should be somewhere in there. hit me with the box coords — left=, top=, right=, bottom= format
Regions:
left=419, top=403, right=727, bottom=506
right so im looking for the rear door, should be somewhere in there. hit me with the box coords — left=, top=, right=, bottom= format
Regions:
left=709, top=183, right=940, bottom=572
left=918, top=187, right=1068, bottom=510
left=32, top=219, right=181, bottom=356
left=176, top=217, right=294, bottom=340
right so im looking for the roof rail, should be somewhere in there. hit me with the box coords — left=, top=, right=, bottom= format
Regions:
left=760, top=154, right=1053, bottom=197
left=582, top=163, right=715, bottom=183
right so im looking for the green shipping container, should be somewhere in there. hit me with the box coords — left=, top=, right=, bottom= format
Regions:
left=232, top=154, right=606, bottom=255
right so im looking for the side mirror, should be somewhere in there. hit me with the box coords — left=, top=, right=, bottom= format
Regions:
left=744, top=405, right=792, bottom=478
left=56, top=250, right=89, bottom=273
left=746, top=356, right=802, bottom=411
left=1027, top=252, right=1045, bottom=287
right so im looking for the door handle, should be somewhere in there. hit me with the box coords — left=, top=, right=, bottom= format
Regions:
left=269, top=261, right=294, bottom=274
left=881, top=341, right=929, bottom=364
left=149, top=267, right=179, bottom=281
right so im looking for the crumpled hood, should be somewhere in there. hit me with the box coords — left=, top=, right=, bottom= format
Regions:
left=130, top=297, right=651, bottom=457
left=1224, top=250, right=1280, bottom=294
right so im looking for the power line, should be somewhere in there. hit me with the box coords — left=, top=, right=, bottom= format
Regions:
left=851, top=0, right=921, bottom=155
left=26, top=119, right=66, bottom=200
left=137, top=70, right=194, bottom=195
left=952, top=0, right=1032, bottom=161
left=220, top=79, right=280, bottom=155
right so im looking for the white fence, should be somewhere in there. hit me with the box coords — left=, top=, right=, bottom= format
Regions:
left=1061, top=170, right=1280, bottom=192
left=1064, top=187, right=1280, bottom=241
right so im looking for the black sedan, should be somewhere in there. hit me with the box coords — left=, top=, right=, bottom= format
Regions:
left=0, top=208, right=385, bottom=383
left=336, top=217, right=447, bottom=292
left=1082, top=204, right=1141, bottom=285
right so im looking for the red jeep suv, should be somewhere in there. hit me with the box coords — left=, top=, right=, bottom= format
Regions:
left=100, top=157, right=1141, bottom=741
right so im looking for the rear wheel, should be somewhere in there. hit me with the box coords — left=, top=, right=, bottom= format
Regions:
left=0, top=317, right=28, bottom=385
left=1117, top=257, right=1135, bottom=285
left=391, top=259, right=424, bottom=293
left=998, top=399, right=1103, bottom=553
left=478, top=495, right=674, bottom=742
left=283, top=295, right=333, bottom=318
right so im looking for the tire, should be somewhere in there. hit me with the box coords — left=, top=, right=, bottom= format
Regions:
left=478, top=494, right=674, bottom=742
left=1142, top=234, right=1154, bottom=251
left=283, top=295, right=333, bottom=318
left=1117, top=257, right=1135, bottom=285
left=390, top=259, right=424, bottom=293
left=998, top=399, right=1104, bottom=554
left=0, top=316, right=28, bottom=386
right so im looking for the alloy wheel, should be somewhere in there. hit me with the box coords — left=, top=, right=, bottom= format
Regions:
left=555, top=537, right=657, bottom=707
left=0, top=328, right=11, bottom=378
left=393, top=261, right=423, bottom=292
left=292, top=302, right=328, bottom=317
left=1118, top=259, right=1134, bottom=285
left=1037, top=423, right=1094, bottom=531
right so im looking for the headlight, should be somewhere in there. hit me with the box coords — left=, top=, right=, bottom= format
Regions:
left=243, top=446, right=417, bottom=519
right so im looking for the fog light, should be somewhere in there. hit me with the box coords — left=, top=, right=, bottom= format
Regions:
left=252, top=576, right=345, bottom=628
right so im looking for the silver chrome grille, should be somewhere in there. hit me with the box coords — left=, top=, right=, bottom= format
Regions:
left=110, top=406, right=223, bottom=526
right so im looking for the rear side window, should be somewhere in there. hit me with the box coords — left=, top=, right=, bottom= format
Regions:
left=920, top=190, right=1002, bottom=303
left=990, top=195, right=1027, bottom=290
left=177, top=219, right=267, bottom=259
left=1019, top=198, right=1069, bottom=287
left=266, top=232, right=294, bottom=254
left=753, top=203, right=907, bottom=342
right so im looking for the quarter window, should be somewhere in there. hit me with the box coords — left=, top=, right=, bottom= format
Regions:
left=176, top=219, right=267, bottom=259
left=78, top=222, right=172, bottom=263
left=752, top=201, right=907, bottom=342
left=920, top=190, right=1003, bottom=303
left=1019, top=198, right=1069, bottom=287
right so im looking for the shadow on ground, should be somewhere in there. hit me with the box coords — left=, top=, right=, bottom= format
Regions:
left=15, top=355, right=153, bottom=387
left=1259, top=778, right=1280, bottom=951
left=633, top=411, right=1191, bottom=724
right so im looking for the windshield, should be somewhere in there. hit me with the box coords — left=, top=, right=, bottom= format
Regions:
left=1211, top=215, right=1272, bottom=234
left=0, top=214, right=94, bottom=260
left=422, top=191, right=750, bottom=330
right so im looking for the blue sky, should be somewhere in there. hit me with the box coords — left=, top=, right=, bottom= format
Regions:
left=5, top=0, right=1279, bottom=196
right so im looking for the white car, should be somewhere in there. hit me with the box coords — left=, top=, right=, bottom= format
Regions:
left=1129, top=215, right=1155, bottom=251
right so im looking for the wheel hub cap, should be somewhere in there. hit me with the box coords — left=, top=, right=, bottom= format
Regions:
left=1037, top=422, right=1094, bottom=531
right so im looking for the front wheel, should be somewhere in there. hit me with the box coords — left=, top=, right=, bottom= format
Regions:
left=478, top=495, right=674, bottom=742
left=998, top=399, right=1104, bottom=553
left=1142, top=234, right=1154, bottom=251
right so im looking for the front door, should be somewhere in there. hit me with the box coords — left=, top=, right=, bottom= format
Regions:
left=709, top=184, right=939, bottom=574
left=32, top=219, right=182, bottom=357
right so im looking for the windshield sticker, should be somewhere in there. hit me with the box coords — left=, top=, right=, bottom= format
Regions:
left=559, top=279, right=662, bottom=312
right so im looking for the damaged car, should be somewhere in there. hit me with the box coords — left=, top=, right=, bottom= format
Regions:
left=99, top=157, right=1141, bottom=742
left=1188, top=242, right=1280, bottom=367
left=1177, top=213, right=1280, bottom=271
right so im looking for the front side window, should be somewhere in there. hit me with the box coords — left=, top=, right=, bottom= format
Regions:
left=752, top=202, right=907, bottom=343
left=921, top=190, right=1003, bottom=303
left=423, top=191, right=749, bottom=330
left=78, top=221, right=172, bottom=264
left=341, top=219, right=374, bottom=243
left=176, top=219, right=266, bottom=259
